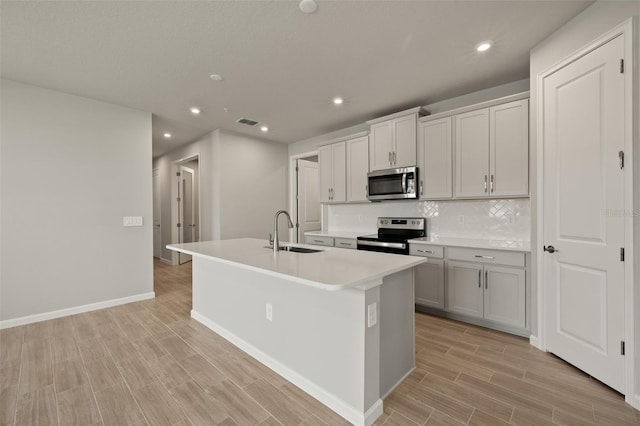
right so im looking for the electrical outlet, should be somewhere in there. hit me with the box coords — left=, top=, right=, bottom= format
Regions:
left=367, top=303, right=377, bottom=328
left=266, top=303, right=273, bottom=321
left=457, top=215, right=464, bottom=225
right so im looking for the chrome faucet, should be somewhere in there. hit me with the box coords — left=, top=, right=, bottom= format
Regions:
left=272, top=210, right=294, bottom=253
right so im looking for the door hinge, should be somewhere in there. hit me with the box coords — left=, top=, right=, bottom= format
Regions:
left=619, top=151, right=624, bottom=169
left=621, top=341, right=625, bottom=355
left=620, top=247, right=625, bottom=262
left=176, top=223, right=181, bottom=228
left=620, top=59, right=624, bottom=74
left=295, top=166, right=299, bottom=172
left=176, top=197, right=181, bottom=202
left=176, top=172, right=181, bottom=176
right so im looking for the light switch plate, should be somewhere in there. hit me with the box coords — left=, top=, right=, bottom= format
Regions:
left=367, top=303, right=377, bottom=328
left=123, top=216, right=143, bottom=227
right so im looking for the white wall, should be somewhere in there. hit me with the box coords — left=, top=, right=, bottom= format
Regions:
left=1, top=79, right=153, bottom=323
left=153, top=128, right=288, bottom=261
left=529, top=1, right=639, bottom=406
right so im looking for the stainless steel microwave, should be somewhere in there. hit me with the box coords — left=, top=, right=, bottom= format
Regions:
left=367, top=166, right=418, bottom=201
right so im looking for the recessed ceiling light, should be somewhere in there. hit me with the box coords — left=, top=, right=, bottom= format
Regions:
left=209, top=74, right=224, bottom=81
left=476, top=41, right=492, bottom=52
left=163, top=133, right=172, bottom=138
left=299, top=0, right=317, bottom=14
left=333, top=97, right=344, bottom=105
left=190, top=107, right=201, bottom=115
left=260, top=126, right=269, bottom=132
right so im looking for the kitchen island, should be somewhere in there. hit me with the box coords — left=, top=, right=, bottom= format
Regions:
left=167, top=238, right=425, bottom=426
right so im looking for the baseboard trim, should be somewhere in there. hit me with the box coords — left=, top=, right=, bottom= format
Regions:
left=155, top=256, right=174, bottom=265
left=0, top=292, right=155, bottom=329
left=192, top=310, right=381, bottom=426
left=627, top=393, right=640, bottom=411
left=381, top=366, right=415, bottom=400
left=529, top=334, right=544, bottom=351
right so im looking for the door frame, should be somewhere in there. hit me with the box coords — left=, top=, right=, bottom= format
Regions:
left=152, top=168, right=162, bottom=259
left=535, top=18, right=636, bottom=406
left=288, top=150, right=319, bottom=243
left=170, top=154, right=201, bottom=265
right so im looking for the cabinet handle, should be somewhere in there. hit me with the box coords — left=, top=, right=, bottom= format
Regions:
left=388, top=152, right=392, bottom=165
left=485, top=270, right=488, bottom=289
left=490, top=175, right=494, bottom=193
left=420, top=180, right=423, bottom=196
left=365, top=184, right=368, bottom=196
left=478, top=270, right=481, bottom=288
left=313, top=239, right=324, bottom=243
left=484, top=175, right=488, bottom=193
left=393, top=152, right=397, bottom=165
left=474, top=255, right=495, bottom=259
left=417, top=249, right=434, bottom=254
left=338, top=242, right=351, bottom=246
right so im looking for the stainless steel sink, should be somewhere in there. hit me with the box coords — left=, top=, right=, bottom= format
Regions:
left=265, top=246, right=323, bottom=254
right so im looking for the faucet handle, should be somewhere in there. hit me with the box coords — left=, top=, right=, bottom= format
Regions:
left=268, top=233, right=274, bottom=245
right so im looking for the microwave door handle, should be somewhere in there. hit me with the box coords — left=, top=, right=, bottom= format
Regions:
left=402, top=173, right=407, bottom=194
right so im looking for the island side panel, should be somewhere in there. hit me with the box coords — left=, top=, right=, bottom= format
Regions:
left=191, top=256, right=381, bottom=421
left=379, top=268, right=416, bottom=397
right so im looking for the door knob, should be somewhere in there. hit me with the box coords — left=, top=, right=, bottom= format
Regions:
left=543, top=245, right=558, bottom=253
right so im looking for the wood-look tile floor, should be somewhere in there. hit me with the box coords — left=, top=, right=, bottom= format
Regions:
left=1, top=259, right=638, bottom=426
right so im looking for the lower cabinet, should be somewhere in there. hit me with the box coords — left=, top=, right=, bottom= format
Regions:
left=414, top=260, right=445, bottom=310
left=483, top=265, right=526, bottom=328
left=446, top=261, right=483, bottom=318
left=412, top=244, right=528, bottom=334
left=446, top=261, right=525, bottom=329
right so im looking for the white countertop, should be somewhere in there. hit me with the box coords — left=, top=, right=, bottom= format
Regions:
left=304, top=230, right=372, bottom=239
left=167, top=238, right=425, bottom=291
left=408, top=236, right=531, bottom=252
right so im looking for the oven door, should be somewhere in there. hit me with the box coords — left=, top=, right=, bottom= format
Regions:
left=356, top=238, right=409, bottom=255
left=367, top=167, right=417, bottom=201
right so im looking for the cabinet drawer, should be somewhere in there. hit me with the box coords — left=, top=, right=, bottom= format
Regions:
left=448, top=247, right=524, bottom=267
left=334, top=238, right=357, bottom=249
left=409, top=245, right=444, bottom=259
left=305, top=236, right=334, bottom=247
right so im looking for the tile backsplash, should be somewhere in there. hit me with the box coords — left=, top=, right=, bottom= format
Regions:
left=326, top=199, right=530, bottom=241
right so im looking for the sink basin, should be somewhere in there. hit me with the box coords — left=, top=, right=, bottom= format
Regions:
left=265, top=246, right=323, bottom=254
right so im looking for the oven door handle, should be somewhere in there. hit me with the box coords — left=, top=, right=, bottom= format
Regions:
left=357, top=240, right=406, bottom=250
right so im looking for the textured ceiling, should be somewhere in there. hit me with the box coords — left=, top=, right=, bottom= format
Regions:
left=1, top=1, right=593, bottom=157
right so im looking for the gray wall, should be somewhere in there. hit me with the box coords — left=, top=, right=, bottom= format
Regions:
left=153, top=128, right=288, bottom=262
left=529, top=0, right=639, bottom=403
left=1, top=79, right=153, bottom=322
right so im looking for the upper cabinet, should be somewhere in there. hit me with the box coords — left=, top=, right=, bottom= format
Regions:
left=367, top=107, right=427, bottom=171
left=346, top=136, right=369, bottom=202
left=318, top=132, right=369, bottom=204
left=489, top=100, right=529, bottom=197
left=417, top=116, right=453, bottom=199
left=454, top=98, right=529, bottom=198
left=318, top=142, right=346, bottom=203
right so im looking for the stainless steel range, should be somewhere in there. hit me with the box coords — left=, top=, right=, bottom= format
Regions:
left=357, top=217, right=426, bottom=255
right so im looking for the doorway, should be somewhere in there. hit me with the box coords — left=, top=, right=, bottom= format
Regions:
left=172, top=155, right=200, bottom=265
left=290, top=153, right=321, bottom=243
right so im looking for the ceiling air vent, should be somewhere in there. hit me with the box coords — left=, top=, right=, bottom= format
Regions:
left=236, top=118, right=260, bottom=126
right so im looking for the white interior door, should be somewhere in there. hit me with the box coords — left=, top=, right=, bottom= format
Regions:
left=178, top=166, right=195, bottom=264
left=542, top=35, right=625, bottom=392
left=152, top=169, right=161, bottom=258
left=296, top=159, right=320, bottom=242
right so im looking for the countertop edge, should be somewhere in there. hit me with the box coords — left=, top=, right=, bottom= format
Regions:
left=167, top=243, right=425, bottom=290
left=408, top=238, right=531, bottom=252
